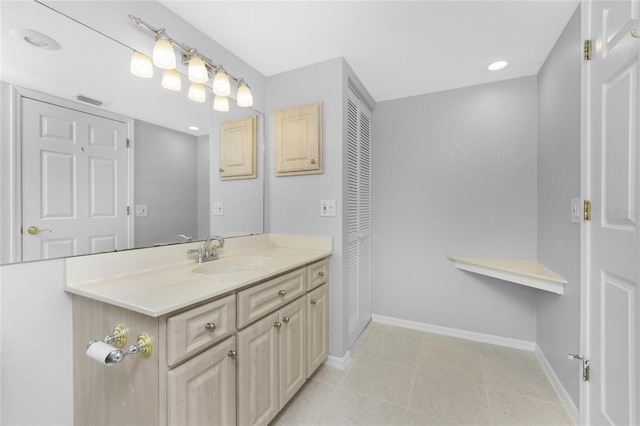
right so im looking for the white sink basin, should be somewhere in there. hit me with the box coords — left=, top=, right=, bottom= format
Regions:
left=192, top=256, right=271, bottom=275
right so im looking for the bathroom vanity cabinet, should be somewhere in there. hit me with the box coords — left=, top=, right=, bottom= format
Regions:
left=71, top=252, right=329, bottom=426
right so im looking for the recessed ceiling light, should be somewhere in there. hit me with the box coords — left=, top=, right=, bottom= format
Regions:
left=188, top=126, right=200, bottom=131
left=10, top=28, right=60, bottom=50
left=488, top=60, right=508, bottom=71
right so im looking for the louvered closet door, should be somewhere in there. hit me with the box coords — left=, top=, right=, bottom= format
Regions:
left=346, top=87, right=372, bottom=348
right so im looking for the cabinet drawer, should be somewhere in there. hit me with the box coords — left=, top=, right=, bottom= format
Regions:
left=306, top=258, right=329, bottom=291
left=237, top=269, right=306, bottom=329
left=167, top=294, right=236, bottom=366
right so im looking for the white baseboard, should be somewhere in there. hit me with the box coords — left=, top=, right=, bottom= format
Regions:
left=324, top=350, right=352, bottom=371
left=372, top=314, right=536, bottom=351
left=534, top=344, right=579, bottom=424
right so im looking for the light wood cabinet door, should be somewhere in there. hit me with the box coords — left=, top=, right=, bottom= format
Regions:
left=307, top=283, right=329, bottom=377
left=275, top=102, right=322, bottom=176
left=219, top=115, right=256, bottom=180
left=167, top=336, right=236, bottom=426
left=237, top=311, right=280, bottom=426
left=278, top=296, right=307, bottom=409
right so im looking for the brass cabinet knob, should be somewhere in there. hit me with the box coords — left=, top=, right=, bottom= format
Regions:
left=205, top=322, right=216, bottom=332
left=318, top=271, right=325, bottom=277
left=310, top=299, right=317, bottom=305
left=27, top=226, right=52, bottom=235
left=310, top=159, right=316, bottom=164
left=228, top=350, right=237, bottom=359
left=278, top=289, right=286, bottom=297
left=274, top=321, right=282, bottom=329
left=282, top=316, right=290, bottom=324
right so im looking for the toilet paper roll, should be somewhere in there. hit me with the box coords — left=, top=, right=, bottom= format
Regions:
left=87, top=341, right=119, bottom=366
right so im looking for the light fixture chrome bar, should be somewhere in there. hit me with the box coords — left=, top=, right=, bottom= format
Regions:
left=128, top=14, right=246, bottom=86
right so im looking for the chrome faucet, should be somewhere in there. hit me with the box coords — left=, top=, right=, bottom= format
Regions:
left=188, top=236, right=225, bottom=263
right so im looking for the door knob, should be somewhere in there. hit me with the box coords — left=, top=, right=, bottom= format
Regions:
left=27, top=226, right=52, bottom=235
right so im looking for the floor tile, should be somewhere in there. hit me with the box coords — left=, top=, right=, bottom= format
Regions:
left=311, top=363, right=348, bottom=386
left=479, top=343, right=539, bottom=367
left=417, top=345, right=485, bottom=384
left=315, top=387, right=408, bottom=426
left=408, top=370, right=492, bottom=425
left=488, top=388, right=574, bottom=425
left=405, top=409, right=458, bottom=426
left=273, top=379, right=336, bottom=426
left=482, top=356, right=560, bottom=404
left=375, top=323, right=424, bottom=343
left=342, top=355, right=415, bottom=407
left=361, top=333, right=421, bottom=368
left=423, top=332, right=481, bottom=354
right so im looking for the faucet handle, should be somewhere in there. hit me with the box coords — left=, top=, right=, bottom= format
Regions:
left=187, top=248, right=203, bottom=263
left=209, top=236, right=225, bottom=249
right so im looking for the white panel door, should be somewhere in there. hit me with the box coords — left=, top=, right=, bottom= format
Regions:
left=21, top=98, right=129, bottom=261
left=586, top=1, right=640, bottom=424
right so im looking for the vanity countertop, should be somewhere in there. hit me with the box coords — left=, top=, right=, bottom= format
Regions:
left=65, top=234, right=331, bottom=317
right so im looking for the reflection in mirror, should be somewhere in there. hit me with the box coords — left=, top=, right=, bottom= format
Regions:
left=0, top=1, right=264, bottom=265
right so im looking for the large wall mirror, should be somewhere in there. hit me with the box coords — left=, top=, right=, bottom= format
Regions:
left=0, top=0, right=265, bottom=265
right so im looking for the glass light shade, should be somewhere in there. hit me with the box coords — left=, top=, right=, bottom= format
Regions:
left=152, top=37, right=176, bottom=69
left=188, top=56, right=208, bottom=83
left=237, top=83, right=254, bottom=107
left=213, top=95, right=229, bottom=112
left=161, top=69, right=181, bottom=91
left=212, top=70, right=231, bottom=96
left=188, top=83, right=206, bottom=102
left=130, top=51, right=153, bottom=78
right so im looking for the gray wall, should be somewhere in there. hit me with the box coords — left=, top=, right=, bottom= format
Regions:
left=372, top=77, right=540, bottom=341
left=134, top=120, right=198, bottom=247
left=265, top=58, right=374, bottom=358
left=536, top=7, right=581, bottom=408
left=197, top=134, right=210, bottom=241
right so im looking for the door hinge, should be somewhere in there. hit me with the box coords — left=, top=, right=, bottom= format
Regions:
left=584, top=200, right=592, bottom=221
left=584, top=39, right=592, bottom=61
left=126, top=138, right=130, bottom=148
left=127, top=206, right=130, bottom=215
left=568, top=354, right=590, bottom=381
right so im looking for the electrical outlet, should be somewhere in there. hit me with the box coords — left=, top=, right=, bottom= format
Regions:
left=320, top=200, right=336, bottom=217
left=212, top=202, right=224, bottom=216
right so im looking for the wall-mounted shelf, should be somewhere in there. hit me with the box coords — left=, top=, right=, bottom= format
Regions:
left=448, top=256, right=567, bottom=295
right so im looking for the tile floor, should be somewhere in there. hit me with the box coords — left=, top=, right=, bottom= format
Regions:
left=271, top=321, right=575, bottom=426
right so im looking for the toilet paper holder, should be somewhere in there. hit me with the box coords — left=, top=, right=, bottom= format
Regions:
left=102, top=325, right=128, bottom=348
left=87, top=327, right=153, bottom=365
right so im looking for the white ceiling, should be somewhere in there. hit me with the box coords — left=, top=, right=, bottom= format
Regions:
left=160, top=0, right=580, bottom=102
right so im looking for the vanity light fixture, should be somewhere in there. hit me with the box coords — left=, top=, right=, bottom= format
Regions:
left=488, top=60, right=509, bottom=71
left=152, top=31, right=176, bottom=69
left=161, top=69, right=181, bottom=91
left=237, top=80, right=254, bottom=108
left=187, top=54, right=208, bottom=84
left=213, top=95, right=230, bottom=112
left=212, top=69, right=231, bottom=96
left=188, top=83, right=207, bottom=102
left=130, top=51, right=153, bottom=78
left=129, top=14, right=254, bottom=109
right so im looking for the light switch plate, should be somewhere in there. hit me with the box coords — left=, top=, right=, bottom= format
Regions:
left=320, top=200, right=336, bottom=217
left=135, top=204, right=147, bottom=217
left=570, top=198, right=581, bottom=223
left=212, top=202, right=224, bottom=216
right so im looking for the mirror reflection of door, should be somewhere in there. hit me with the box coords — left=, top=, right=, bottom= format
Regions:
left=21, top=98, right=130, bottom=261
